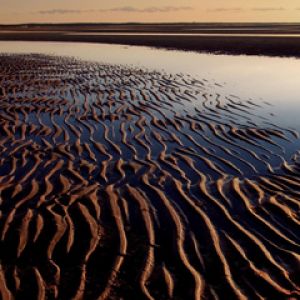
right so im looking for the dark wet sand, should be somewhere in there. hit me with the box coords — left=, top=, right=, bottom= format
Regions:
left=0, top=54, right=300, bottom=299
left=2, top=23, right=300, bottom=57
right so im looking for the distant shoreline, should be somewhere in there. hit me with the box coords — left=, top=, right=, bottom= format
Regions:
left=1, top=23, right=300, bottom=57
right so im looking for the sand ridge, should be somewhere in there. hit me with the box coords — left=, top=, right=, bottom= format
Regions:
left=0, top=54, right=299, bottom=299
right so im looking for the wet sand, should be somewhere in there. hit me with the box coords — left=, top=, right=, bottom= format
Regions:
left=2, top=23, right=300, bottom=57
left=0, top=54, right=300, bottom=299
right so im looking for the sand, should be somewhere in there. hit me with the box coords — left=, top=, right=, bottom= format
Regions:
left=1, top=23, right=300, bottom=57
left=0, top=54, right=299, bottom=299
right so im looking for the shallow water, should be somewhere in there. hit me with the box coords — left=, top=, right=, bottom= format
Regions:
left=0, top=41, right=299, bottom=129
left=0, top=42, right=300, bottom=299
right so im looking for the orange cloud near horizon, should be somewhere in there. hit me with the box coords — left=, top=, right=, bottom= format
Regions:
left=1, top=1, right=300, bottom=24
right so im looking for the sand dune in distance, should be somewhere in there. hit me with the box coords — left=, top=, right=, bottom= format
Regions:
left=0, top=54, right=299, bottom=299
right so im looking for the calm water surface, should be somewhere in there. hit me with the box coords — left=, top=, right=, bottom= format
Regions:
left=0, top=41, right=299, bottom=131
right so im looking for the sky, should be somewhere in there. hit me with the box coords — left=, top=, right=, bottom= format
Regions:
left=1, top=0, right=300, bottom=24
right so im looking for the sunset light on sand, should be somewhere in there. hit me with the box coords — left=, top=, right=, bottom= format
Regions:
left=0, top=1, right=300, bottom=299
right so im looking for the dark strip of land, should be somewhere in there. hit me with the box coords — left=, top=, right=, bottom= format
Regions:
left=1, top=23, right=300, bottom=57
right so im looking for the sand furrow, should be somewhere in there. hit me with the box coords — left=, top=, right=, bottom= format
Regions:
left=0, top=54, right=299, bottom=299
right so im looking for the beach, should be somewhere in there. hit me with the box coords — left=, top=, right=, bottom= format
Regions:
left=0, top=46, right=299, bottom=299
left=1, top=23, right=300, bottom=57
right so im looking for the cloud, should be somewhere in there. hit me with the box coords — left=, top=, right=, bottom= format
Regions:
left=207, top=7, right=286, bottom=13
left=109, top=6, right=192, bottom=13
left=37, top=6, right=193, bottom=15
left=251, top=7, right=285, bottom=12
left=207, top=8, right=243, bottom=13
left=38, top=9, right=88, bottom=15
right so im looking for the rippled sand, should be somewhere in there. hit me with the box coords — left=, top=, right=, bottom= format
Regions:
left=0, top=54, right=299, bottom=299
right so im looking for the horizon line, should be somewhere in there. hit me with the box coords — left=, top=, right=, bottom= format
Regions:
left=2, top=21, right=300, bottom=26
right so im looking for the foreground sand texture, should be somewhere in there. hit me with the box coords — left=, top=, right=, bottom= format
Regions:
left=0, top=54, right=300, bottom=299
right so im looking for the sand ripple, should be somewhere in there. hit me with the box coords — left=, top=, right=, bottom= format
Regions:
left=0, top=54, right=299, bottom=299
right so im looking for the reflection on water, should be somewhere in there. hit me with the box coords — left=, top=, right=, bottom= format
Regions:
left=1, top=42, right=300, bottom=299
left=0, top=41, right=299, bottom=130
